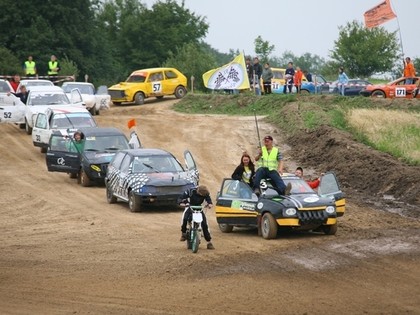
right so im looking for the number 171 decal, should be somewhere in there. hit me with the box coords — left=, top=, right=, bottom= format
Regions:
left=395, top=87, right=406, bottom=97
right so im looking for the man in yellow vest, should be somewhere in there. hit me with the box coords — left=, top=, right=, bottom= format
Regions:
left=48, top=55, right=61, bottom=76
left=24, top=55, right=37, bottom=76
left=253, top=135, right=291, bottom=196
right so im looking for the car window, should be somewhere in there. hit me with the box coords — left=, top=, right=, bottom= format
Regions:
left=29, top=92, right=70, bottom=106
left=84, top=135, right=129, bottom=151
left=51, top=113, right=96, bottom=129
left=111, top=152, right=126, bottom=169
left=127, top=75, right=146, bottom=83
left=148, top=72, right=164, bottom=82
left=49, top=135, right=72, bottom=152
left=272, top=70, right=284, bottom=79
left=120, top=154, right=131, bottom=173
left=35, top=114, right=48, bottom=129
left=0, top=81, right=11, bottom=92
left=220, top=179, right=253, bottom=199
left=164, top=71, right=178, bottom=79
left=284, top=178, right=314, bottom=194
left=318, top=173, right=341, bottom=195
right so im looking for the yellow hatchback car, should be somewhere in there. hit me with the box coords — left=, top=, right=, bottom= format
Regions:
left=108, top=67, right=188, bottom=105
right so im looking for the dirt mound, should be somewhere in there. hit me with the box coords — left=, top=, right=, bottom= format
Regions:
left=288, top=125, right=420, bottom=210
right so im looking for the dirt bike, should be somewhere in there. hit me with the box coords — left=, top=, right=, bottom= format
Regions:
left=185, top=205, right=205, bottom=253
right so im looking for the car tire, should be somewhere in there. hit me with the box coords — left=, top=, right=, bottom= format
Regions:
left=19, top=123, right=25, bottom=129
left=106, top=184, right=117, bottom=204
left=95, top=108, right=100, bottom=115
left=300, top=89, right=310, bottom=95
left=25, top=119, right=32, bottom=135
left=322, top=223, right=338, bottom=235
left=218, top=223, right=234, bottom=233
left=261, top=212, right=278, bottom=239
left=174, top=86, right=187, bottom=99
left=128, top=191, right=142, bottom=212
left=371, top=90, right=386, bottom=98
left=79, top=169, right=91, bottom=187
left=134, top=92, right=145, bottom=105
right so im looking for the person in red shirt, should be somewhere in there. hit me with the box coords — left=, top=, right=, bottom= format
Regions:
left=403, top=57, right=416, bottom=84
left=294, top=167, right=322, bottom=190
left=294, top=66, right=303, bottom=94
left=9, top=74, right=21, bottom=92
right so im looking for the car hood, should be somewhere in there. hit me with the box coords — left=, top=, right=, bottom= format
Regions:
left=83, top=151, right=117, bottom=164
left=141, top=172, right=193, bottom=186
left=269, top=193, right=336, bottom=208
left=109, top=82, right=139, bottom=90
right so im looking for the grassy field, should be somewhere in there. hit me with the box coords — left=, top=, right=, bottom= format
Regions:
left=174, top=93, right=420, bottom=165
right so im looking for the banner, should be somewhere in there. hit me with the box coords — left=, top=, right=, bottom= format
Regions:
left=127, top=118, right=136, bottom=129
left=202, top=53, right=250, bottom=90
left=364, top=0, right=396, bottom=28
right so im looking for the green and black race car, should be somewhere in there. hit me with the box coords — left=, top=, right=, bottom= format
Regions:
left=215, top=172, right=345, bottom=239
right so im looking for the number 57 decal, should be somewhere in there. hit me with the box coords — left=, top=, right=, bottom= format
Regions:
left=152, top=82, right=162, bottom=93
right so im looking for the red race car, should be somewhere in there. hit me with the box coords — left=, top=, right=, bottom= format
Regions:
left=360, top=77, right=420, bottom=99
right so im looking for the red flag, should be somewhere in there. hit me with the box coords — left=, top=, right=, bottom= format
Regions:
left=127, top=119, right=136, bottom=129
left=364, top=0, right=396, bottom=28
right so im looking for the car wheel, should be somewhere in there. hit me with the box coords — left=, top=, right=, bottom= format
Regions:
left=106, top=184, right=117, bottom=204
left=79, top=169, right=91, bottom=187
left=174, top=86, right=187, bottom=99
left=371, top=90, right=386, bottom=98
left=25, top=119, right=32, bottom=135
left=300, top=89, right=310, bottom=95
left=218, top=223, right=234, bottom=233
left=156, top=96, right=164, bottom=99
left=134, top=92, right=145, bottom=105
left=95, top=108, right=100, bottom=115
left=19, top=123, right=25, bottom=129
left=322, top=223, right=338, bottom=235
left=128, top=191, right=142, bottom=212
left=261, top=212, right=278, bottom=239
left=40, top=147, right=47, bottom=154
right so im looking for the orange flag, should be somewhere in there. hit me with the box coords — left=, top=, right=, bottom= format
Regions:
left=127, top=118, right=136, bottom=129
left=364, top=0, right=396, bottom=28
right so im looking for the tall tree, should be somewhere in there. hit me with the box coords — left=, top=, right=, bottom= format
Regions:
left=254, top=36, right=275, bottom=62
left=331, top=20, right=399, bottom=77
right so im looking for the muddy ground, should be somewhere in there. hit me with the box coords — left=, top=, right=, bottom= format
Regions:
left=0, top=98, right=419, bottom=315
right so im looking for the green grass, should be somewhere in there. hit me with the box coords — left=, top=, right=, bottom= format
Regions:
left=174, top=93, right=420, bottom=164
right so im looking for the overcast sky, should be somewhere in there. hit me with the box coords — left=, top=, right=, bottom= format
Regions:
left=142, top=0, right=419, bottom=60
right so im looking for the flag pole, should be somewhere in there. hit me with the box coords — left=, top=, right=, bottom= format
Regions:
left=389, top=0, right=404, bottom=56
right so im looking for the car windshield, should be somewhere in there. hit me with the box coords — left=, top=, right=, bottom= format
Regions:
left=62, top=84, right=94, bottom=94
left=132, top=155, right=184, bottom=173
left=126, top=75, right=147, bottom=83
left=83, top=135, right=129, bottom=151
left=23, top=81, right=53, bottom=87
left=28, top=92, right=70, bottom=106
left=284, top=178, right=315, bottom=194
left=51, top=113, right=96, bottom=129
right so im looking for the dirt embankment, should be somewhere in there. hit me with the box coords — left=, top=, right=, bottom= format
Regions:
left=0, top=98, right=419, bottom=315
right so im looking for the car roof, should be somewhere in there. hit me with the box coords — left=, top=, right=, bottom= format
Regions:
left=27, top=85, right=64, bottom=92
left=119, top=148, right=172, bottom=157
left=62, top=82, right=93, bottom=86
left=45, top=106, right=90, bottom=114
left=78, top=127, right=125, bottom=137
left=20, top=79, right=53, bottom=84
left=130, top=68, right=178, bottom=76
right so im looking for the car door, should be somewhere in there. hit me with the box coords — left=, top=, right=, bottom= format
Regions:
left=46, top=133, right=80, bottom=173
left=184, top=150, right=199, bottom=185
left=32, top=112, right=51, bottom=147
left=117, top=154, right=132, bottom=200
left=215, top=178, right=259, bottom=226
left=317, top=172, right=346, bottom=217
left=0, top=96, right=26, bottom=124
left=147, top=71, right=164, bottom=96
left=70, top=88, right=85, bottom=106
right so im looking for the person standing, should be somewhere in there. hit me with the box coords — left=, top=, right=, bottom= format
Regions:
left=245, top=57, right=253, bottom=88
left=283, top=62, right=295, bottom=94
left=403, top=57, right=416, bottom=84
left=294, top=66, right=303, bottom=94
left=9, top=74, right=21, bottom=92
left=338, top=67, right=349, bottom=96
left=253, top=135, right=291, bottom=196
left=252, top=57, right=263, bottom=96
left=262, top=63, right=273, bottom=95
left=24, top=55, right=37, bottom=77
left=48, top=55, right=61, bottom=76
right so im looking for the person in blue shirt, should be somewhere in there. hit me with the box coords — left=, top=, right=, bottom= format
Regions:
left=338, top=67, right=349, bottom=96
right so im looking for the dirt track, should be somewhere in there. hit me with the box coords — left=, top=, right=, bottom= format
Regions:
left=1, top=98, right=420, bottom=315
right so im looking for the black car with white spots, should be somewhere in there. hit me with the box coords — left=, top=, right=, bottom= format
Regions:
left=105, top=148, right=199, bottom=212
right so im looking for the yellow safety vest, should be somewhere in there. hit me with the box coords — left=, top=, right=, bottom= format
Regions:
left=48, top=61, right=58, bottom=75
left=25, top=61, right=36, bottom=75
left=258, top=146, right=279, bottom=170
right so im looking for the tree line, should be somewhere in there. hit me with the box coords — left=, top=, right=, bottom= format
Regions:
left=0, top=0, right=414, bottom=91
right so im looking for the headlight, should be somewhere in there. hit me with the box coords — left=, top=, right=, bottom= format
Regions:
left=91, top=165, right=101, bottom=172
left=325, top=206, right=335, bottom=214
left=284, top=208, right=297, bottom=216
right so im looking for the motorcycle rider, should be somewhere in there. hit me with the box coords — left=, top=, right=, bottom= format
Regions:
left=179, top=185, right=215, bottom=250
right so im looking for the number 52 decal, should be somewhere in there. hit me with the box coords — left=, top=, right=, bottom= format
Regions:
left=3, top=112, right=12, bottom=118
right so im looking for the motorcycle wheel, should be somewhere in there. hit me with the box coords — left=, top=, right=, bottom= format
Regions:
left=191, top=229, right=199, bottom=253
left=186, top=231, right=192, bottom=250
